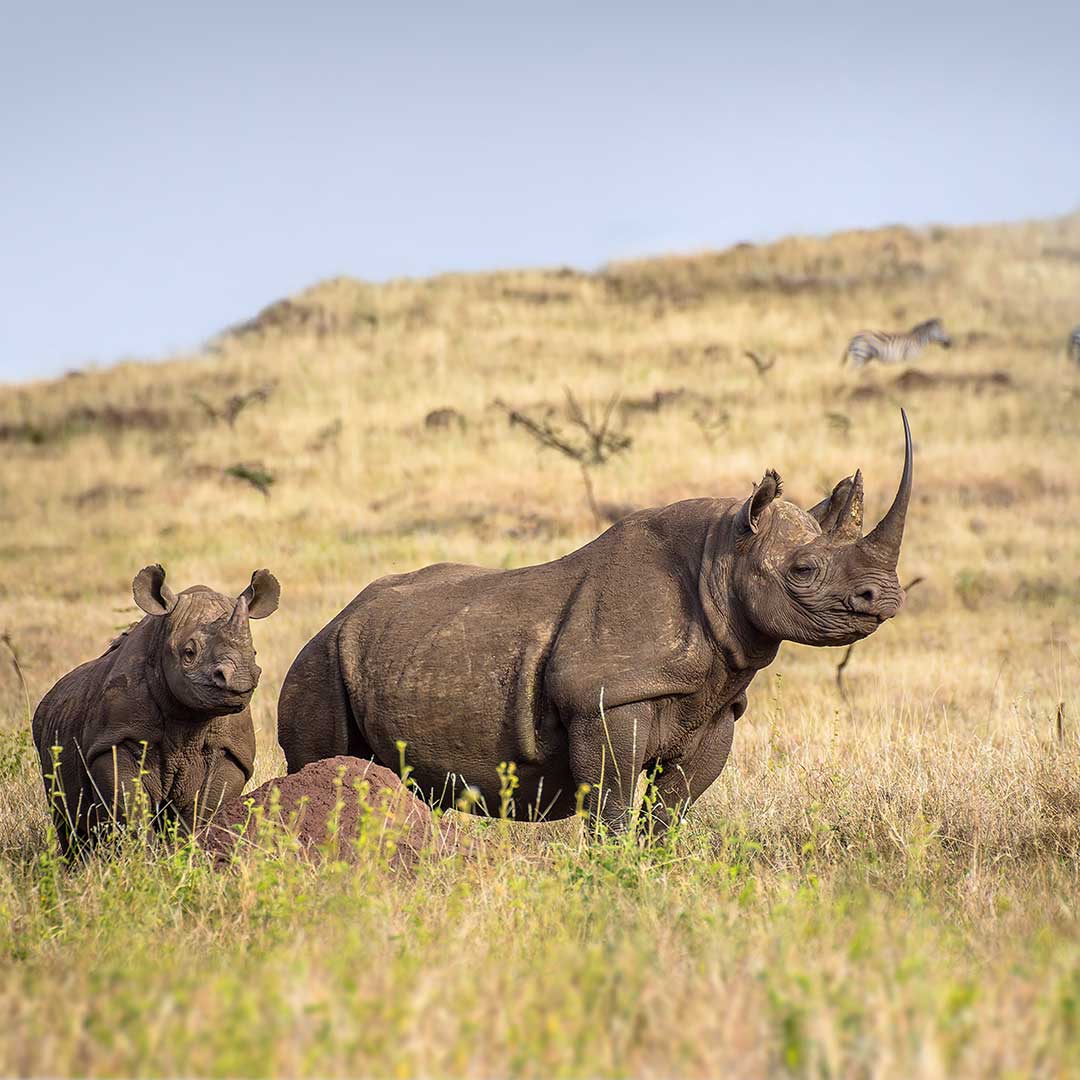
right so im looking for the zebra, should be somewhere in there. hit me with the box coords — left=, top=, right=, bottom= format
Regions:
left=842, top=318, right=952, bottom=367
left=1069, top=325, right=1080, bottom=365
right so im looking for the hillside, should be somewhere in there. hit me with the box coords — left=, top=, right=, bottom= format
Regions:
left=1, top=215, right=1079, bottom=1076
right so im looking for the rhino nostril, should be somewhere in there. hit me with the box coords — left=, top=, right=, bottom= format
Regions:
left=211, top=666, right=229, bottom=689
left=849, top=587, right=879, bottom=612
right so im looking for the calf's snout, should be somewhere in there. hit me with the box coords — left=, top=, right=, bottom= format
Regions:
left=211, top=659, right=260, bottom=695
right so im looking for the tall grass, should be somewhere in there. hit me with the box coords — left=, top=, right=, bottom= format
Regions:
left=1, top=213, right=1079, bottom=1076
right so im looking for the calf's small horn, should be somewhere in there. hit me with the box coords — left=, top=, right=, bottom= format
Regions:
left=862, top=408, right=912, bottom=565
left=227, top=592, right=251, bottom=632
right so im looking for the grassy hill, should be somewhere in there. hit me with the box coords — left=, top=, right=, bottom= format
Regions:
left=1, top=215, right=1079, bottom=1076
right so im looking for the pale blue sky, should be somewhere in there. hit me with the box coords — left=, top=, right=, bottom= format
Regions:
left=2, top=1, right=1078, bottom=381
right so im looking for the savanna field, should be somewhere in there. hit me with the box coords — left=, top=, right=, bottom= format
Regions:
left=1, top=215, right=1079, bottom=1077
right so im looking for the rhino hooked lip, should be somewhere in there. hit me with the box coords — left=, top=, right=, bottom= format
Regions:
left=860, top=606, right=898, bottom=628
left=211, top=692, right=254, bottom=714
left=853, top=611, right=885, bottom=630
left=198, top=675, right=257, bottom=712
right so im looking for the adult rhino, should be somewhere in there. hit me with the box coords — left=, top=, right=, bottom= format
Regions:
left=279, top=411, right=914, bottom=835
left=33, top=565, right=280, bottom=855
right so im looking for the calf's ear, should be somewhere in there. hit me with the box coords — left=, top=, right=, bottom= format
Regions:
left=737, top=469, right=782, bottom=536
left=133, top=564, right=177, bottom=616
left=240, top=569, right=280, bottom=619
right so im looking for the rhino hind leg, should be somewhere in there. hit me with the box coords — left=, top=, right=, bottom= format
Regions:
left=278, top=629, right=372, bottom=773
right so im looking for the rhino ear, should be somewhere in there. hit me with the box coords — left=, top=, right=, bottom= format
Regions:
left=133, top=564, right=177, bottom=617
left=737, top=469, right=782, bottom=536
left=240, top=569, right=280, bottom=619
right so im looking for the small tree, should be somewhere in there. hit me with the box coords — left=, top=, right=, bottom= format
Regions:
left=495, top=389, right=632, bottom=530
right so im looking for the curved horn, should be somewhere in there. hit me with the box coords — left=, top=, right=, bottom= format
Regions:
left=861, top=408, right=912, bottom=565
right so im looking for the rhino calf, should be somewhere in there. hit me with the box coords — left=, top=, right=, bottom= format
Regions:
left=279, top=412, right=913, bottom=837
left=32, top=564, right=280, bottom=855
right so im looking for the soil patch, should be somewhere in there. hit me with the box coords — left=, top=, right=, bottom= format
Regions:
left=850, top=368, right=1013, bottom=401
left=424, top=407, right=467, bottom=431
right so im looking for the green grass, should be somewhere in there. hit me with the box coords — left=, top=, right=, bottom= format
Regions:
left=2, top=708, right=1079, bottom=1076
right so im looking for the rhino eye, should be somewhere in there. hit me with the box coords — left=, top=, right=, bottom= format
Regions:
left=791, top=563, right=816, bottom=582
left=181, top=640, right=199, bottom=663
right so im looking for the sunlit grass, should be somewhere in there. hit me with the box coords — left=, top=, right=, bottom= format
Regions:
left=1, top=212, right=1079, bottom=1076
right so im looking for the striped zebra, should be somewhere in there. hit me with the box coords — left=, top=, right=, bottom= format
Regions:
left=1069, top=325, right=1080, bottom=365
left=842, top=318, right=952, bottom=367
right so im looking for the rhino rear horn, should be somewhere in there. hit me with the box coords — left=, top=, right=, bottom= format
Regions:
left=808, top=470, right=864, bottom=540
left=133, top=564, right=177, bottom=617
left=861, top=408, right=913, bottom=566
left=238, top=569, right=280, bottom=620
left=737, top=469, right=782, bottom=536
left=807, top=479, right=847, bottom=528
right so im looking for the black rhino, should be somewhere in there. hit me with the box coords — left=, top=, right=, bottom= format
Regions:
left=33, top=564, right=279, bottom=854
left=279, top=412, right=913, bottom=835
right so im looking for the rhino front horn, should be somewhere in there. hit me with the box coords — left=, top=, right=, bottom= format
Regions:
left=861, top=408, right=912, bottom=566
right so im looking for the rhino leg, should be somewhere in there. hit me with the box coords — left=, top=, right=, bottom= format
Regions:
left=568, top=700, right=651, bottom=837
left=185, top=753, right=250, bottom=833
left=278, top=628, right=372, bottom=773
left=642, top=697, right=744, bottom=839
left=85, top=744, right=162, bottom=842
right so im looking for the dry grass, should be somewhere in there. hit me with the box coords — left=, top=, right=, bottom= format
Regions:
left=1, top=214, right=1079, bottom=1077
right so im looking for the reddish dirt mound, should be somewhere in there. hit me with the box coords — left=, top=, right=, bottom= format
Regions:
left=198, top=756, right=460, bottom=868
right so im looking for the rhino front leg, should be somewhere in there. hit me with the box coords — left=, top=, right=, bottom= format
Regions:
left=568, top=700, right=651, bottom=838
left=184, top=752, right=250, bottom=834
left=85, top=743, right=161, bottom=842
left=643, top=696, right=743, bottom=840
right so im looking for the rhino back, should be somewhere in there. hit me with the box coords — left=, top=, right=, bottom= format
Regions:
left=278, top=563, right=503, bottom=773
left=339, top=559, right=577, bottom=795
left=543, top=503, right=721, bottom=717
left=336, top=506, right=721, bottom=801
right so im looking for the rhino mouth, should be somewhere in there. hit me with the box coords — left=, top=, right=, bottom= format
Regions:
left=855, top=606, right=893, bottom=625
left=194, top=680, right=255, bottom=712
left=214, top=696, right=251, bottom=714
left=827, top=611, right=886, bottom=643
left=826, top=618, right=884, bottom=646
left=860, top=612, right=887, bottom=627
left=218, top=695, right=255, bottom=712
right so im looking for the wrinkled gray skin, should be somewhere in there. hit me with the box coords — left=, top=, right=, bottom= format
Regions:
left=279, top=412, right=913, bottom=836
left=32, top=565, right=280, bottom=855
